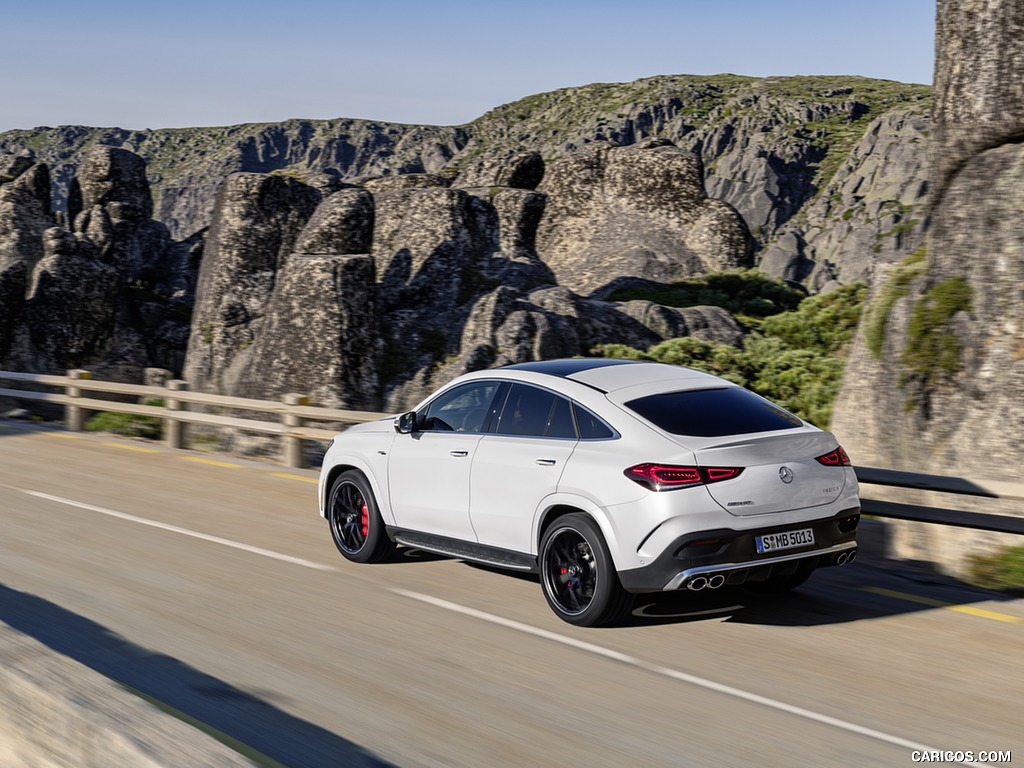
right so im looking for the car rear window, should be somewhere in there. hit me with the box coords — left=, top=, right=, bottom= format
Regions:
left=624, top=387, right=802, bottom=437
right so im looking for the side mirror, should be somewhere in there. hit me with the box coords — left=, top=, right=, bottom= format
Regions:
left=394, top=411, right=417, bottom=434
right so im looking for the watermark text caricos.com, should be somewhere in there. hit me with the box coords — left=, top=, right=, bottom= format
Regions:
left=911, top=752, right=1011, bottom=764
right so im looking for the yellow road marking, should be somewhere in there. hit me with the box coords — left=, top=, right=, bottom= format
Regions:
left=45, top=432, right=82, bottom=439
left=861, top=586, right=1023, bottom=623
left=272, top=472, right=318, bottom=484
left=180, top=456, right=242, bottom=469
left=103, top=442, right=159, bottom=453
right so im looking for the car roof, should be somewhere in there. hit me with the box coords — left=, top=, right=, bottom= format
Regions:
left=499, top=359, right=726, bottom=393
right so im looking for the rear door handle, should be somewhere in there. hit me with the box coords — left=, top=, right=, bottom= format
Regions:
left=535, top=458, right=556, bottom=466
left=450, top=450, right=469, bottom=458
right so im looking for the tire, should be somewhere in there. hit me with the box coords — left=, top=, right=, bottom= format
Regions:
left=743, top=561, right=815, bottom=593
left=539, top=513, right=632, bottom=627
left=327, top=470, right=395, bottom=564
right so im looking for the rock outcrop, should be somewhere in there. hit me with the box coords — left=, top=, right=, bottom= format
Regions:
left=535, top=139, right=753, bottom=295
left=235, top=253, right=379, bottom=410
left=932, top=0, right=1024, bottom=201
left=452, top=151, right=545, bottom=190
left=700, top=92, right=865, bottom=235
left=1, top=147, right=199, bottom=379
left=0, top=73, right=961, bottom=450
left=0, top=75, right=930, bottom=284
left=0, top=157, right=51, bottom=277
left=831, top=0, right=1024, bottom=574
left=15, top=228, right=120, bottom=373
left=0, top=153, right=50, bottom=360
left=179, top=135, right=750, bottom=414
left=761, top=107, right=931, bottom=291
left=183, top=173, right=321, bottom=393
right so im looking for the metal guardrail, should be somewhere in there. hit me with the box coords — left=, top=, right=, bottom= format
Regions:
left=0, top=369, right=386, bottom=468
left=856, top=468, right=1024, bottom=536
left=0, top=368, right=1022, bottom=536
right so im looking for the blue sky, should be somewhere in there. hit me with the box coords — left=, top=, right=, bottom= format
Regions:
left=0, top=0, right=935, bottom=132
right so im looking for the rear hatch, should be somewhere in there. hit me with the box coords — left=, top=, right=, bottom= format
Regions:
left=618, top=385, right=847, bottom=516
left=685, top=430, right=847, bottom=515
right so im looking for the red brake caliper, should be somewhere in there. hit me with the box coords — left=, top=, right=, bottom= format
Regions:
left=360, top=501, right=369, bottom=538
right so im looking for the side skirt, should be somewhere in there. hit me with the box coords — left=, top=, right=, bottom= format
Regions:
left=386, top=527, right=537, bottom=573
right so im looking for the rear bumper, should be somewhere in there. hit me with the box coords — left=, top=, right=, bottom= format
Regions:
left=617, top=508, right=860, bottom=593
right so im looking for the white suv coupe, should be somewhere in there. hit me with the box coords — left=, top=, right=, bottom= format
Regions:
left=318, top=359, right=860, bottom=627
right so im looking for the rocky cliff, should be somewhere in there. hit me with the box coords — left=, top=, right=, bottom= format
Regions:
left=0, top=76, right=930, bottom=272
left=0, top=147, right=196, bottom=379
left=0, top=73, right=933, bottom=418
left=180, top=138, right=747, bottom=415
left=830, top=0, right=1024, bottom=574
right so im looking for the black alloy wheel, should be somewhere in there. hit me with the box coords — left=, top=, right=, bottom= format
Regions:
left=328, top=471, right=395, bottom=563
left=540, top=513, right=631, bottom=627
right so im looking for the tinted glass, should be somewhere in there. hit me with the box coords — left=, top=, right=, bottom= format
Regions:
left=624, top=387, right=802, bottom=437
left=422, top=382, right=501, bottom=433
left=547, top=396, right=577, bottom=438
left=497, top=384, right=555, bottom=436
left=574, top=403, right=614, bottom=439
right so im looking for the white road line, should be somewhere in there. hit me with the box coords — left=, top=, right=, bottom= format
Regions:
left=394, top=589, right=962, bottom=761
left=14, top=488, right=337, bottom=572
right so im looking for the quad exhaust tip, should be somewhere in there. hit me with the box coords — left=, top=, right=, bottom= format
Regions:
left=686, top=574, right=726, bottom=591
left=685, top=550, right=859, bottom=590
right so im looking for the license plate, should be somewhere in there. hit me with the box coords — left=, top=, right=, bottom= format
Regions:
left=756, top=528, right=815, bottom=554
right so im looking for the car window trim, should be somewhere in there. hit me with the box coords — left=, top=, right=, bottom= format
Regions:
left=417, top=377, right=619, bottom=440
left=494, top=382, right=576, bottom=439
left=417, top=380, right=508, bottom=434
left=572, top=401, right=619, bottom=441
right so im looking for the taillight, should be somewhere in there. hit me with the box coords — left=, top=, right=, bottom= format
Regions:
left=624, top=463, right=744, bottom=492
left=815, top=446, right=851, bottom=466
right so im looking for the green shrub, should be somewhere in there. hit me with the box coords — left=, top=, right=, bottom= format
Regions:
left=85, top=411, right=163, bottom=439
left=760, top=283, right=866, bottom=354
left=864, top=246, right=928, bottom=358
left=901, top=276, right=973, bottom=389
left=606, top=269, right=805, bottom=322
left=595, top=281, right=867, bottom=428
left=84, top=398, right=165, bottom=439
left=968, top=545, right=1024, bottom=591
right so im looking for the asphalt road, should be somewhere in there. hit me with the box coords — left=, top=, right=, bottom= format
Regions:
left=0, top=421, right=1020, bottom=767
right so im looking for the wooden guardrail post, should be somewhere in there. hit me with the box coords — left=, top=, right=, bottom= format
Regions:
left=65, top=369, right=92, bottom=432
left=283, top=393, right=309, bottom=468
left=166, top=380, right=188, bottom=450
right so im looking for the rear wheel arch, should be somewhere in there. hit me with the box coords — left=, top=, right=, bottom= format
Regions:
left=537, top=504, right=588, bottom=551
left=536, top=502, right=622, bottom=569
left=538, top=511, right=633, bottom=627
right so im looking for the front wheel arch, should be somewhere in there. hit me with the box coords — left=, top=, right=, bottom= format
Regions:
left=326, top=469, right=396, bottom=564
left=322, top=459, right=393, bottom=525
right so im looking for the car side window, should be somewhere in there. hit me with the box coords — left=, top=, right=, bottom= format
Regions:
left=421, top=382, right=502, bottom=433
left=574, top=403, right=614, bottom=439
left=547, top=396, right=577, bottom=438
left=496, top=383, right=577, bottom=438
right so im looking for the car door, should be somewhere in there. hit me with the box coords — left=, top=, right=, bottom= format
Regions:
left=470, top=383, right=579, bottom=554
left=388, top=380, right=504, bottom=541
